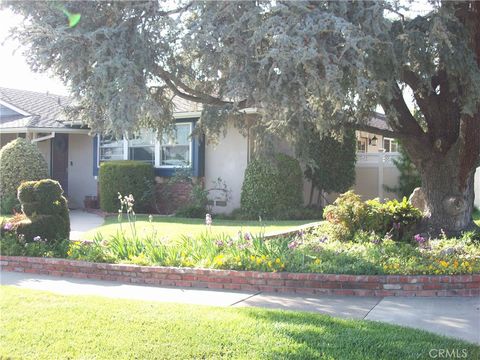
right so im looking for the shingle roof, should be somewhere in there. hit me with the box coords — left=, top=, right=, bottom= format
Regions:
left=0, top=87, right=202, bottom=130
left=0, top=87, right=72, bottom=130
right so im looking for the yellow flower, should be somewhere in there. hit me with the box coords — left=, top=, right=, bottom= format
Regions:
left=463, top=261, right=470, bottom=268
left=268, top=261, right=272, bottom=267
left=256, top=258, right=262, bottom=265
left=250, top=255, right=255, bottom=262
left=453, top=260, right=459, bottom=269
left=315, top=259, right=321, bottom=265
left=275, top=258, right=281, bottom=264
left=440, top=260, right=449, bottom=268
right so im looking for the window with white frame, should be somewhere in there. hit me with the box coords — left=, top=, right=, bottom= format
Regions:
left=383, top=137, right=398, bottom=153
left=99, top=135, right=125, bottom=162
left=159, top=123, right=192, bottom=167
left=98, top=123, right=193, bottom=168
left=128, top=130, right=155, bottom=165
left=356, top=138, right=367, bottom=153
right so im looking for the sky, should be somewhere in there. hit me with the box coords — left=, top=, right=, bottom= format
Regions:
left=0, top=8, right=68, bottom=96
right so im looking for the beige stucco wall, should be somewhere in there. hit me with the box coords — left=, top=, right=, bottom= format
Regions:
left=68, top=134, right=98, bottom=208
left=204, top=121, right=249, bottom=214
left=0, top=133, right=17, bottom=147
left=475, top=167, right=480, bottom=209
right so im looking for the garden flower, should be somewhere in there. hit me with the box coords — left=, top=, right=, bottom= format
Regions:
left=3, top=222, right=13, bottom=231
left=215, top=240, right=224, bottom=247
left=244, top=232, right=252, bottom=241
left=414, top=234, right=426, bottom=245
left=33, top=236, right=42, bottom=242
left=148, top=214, right=153, bottom=223
left=205, top=214, right=212, bottom=226
left=288, top=240, right=300, bottom=249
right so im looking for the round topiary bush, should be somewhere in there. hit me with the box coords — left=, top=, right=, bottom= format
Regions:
left=12, top=179, right=70, bottom=243
left=99, top=160, right=155, bottom=212
left=240, top=153, right=303, bottom=219
left=0, top=138, right=48, bottom=202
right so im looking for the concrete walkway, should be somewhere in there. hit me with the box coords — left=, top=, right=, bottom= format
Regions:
left=1, top=271, right=478, bottom=344
left=69, top=210, right=104, bottom=241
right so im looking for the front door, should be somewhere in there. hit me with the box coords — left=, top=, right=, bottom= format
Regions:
left=51, top=134, right=69, bottom=195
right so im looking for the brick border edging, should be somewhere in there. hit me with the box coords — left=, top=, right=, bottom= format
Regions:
left=1, top=256, right=478, bottom=297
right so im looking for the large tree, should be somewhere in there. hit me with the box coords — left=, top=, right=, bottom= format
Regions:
left=5, top=0, right=480, bottom=234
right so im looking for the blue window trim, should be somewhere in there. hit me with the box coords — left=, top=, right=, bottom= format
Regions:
left=93, top=118, right=204, bottom=177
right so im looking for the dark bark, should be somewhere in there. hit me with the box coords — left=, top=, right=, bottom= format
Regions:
left=399, top=113, right=480, bottom=236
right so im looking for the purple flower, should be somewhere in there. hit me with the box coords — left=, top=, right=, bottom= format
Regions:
left=227, top=240, right=234, bottom=247
left=288, top=240, right=299, bottom=250
left=215, top=240, right=224, bottom=247
left=319, top=236, right=328, bottom=243
left=244, top=232, right=252, bottom=241
left=414, top=234, right=426, bottom=245
left=33, top=236, right=42, bottom=242
left=371, top=238, right=381, bottom=245
left=3, top=222, right=13, bottom=231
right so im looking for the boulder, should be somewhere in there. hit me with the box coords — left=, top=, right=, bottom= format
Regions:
left=409, top=187, right=427, bottom=213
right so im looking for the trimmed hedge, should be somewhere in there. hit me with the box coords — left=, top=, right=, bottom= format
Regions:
left=13, top=179, right=70, bottom=243
left=0, top=138, right=48, bottom=213
left=240, top=153, right=303, bottom=218
left=99, top=161, right=154, bottom=212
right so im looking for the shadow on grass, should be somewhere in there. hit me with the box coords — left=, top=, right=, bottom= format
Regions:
left=241, top=307, right=480, bottom=360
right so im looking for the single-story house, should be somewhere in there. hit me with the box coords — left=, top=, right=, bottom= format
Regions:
left=1, top=86, right=446, bottom=213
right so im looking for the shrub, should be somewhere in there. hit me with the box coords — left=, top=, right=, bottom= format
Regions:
left=241, top=153, right=303, bottom=219
left=99, top=161, right=154, bottom=212
left=323, top=191, right=422, bottom=242
left=0, top=138, right=48, bottom=214
left=9, top=179, right=70, bottom=243
left=175, top=183, right=209, bottom=218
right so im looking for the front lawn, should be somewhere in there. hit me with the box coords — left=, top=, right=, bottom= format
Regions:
left=82, top=215, right=316, bottom=241
left=1, top=286, right=478, bottom=360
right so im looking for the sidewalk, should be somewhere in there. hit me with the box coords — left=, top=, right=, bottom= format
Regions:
left=1, top=271, right=478, bottom=344
left=69, top=210, right=104, bottom=241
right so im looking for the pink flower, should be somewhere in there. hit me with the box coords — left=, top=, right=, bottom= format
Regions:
left=3, top=222, right=13, bottom=231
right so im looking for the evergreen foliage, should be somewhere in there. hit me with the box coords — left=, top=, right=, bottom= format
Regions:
left=99, top=161, right=154, bottom=213
left=0, top=138, right=48, bottom=202
left=241, top=154, right=303, bottom=219
left=13, top=179, right=70, bottom=243
left=297, top=128, right=356, bottom=203
left=385, top=146, right=422, bottom=199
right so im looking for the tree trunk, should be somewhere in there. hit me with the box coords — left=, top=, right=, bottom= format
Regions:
left=399, top=112, right=480, bottom=236
left=417, top=154, right=478, bottom=236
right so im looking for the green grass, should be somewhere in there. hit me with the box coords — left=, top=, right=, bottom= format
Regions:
left=1, top=286, right=478, bottom=360
left=83, top=215, right=316, bottom=241
left=474, top=208, right=480, bottom=225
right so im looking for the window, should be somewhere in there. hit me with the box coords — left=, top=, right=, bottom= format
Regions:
left=383, top=138, right=398, bottom=153
left=99, top=135, right=125, bottom=162
left=128, top=130, right=155, bottom=165
left=356, top=138, right=367, bottom=153
left=98, top=123, right=193, bottom=168
left=159, top=123, right=192, bottom=167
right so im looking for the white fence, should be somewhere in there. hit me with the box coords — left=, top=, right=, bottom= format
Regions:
left=354, top=152, right=401, bottom=201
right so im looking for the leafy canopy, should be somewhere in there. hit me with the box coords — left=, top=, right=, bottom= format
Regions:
left=6, top=1, right=479, bottom=141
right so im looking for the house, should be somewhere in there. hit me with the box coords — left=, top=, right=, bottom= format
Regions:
left=1, top=87, right=415, bottom=213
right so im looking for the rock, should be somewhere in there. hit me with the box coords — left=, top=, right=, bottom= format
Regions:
left=409, top=187, right=427, bottom=213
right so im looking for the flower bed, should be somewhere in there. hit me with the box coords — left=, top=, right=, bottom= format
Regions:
left=1, top=256, right=479, bottom=297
